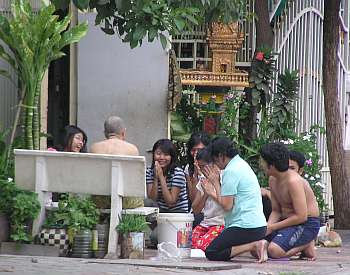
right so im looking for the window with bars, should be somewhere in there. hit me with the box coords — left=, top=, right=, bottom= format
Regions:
left=172, top=24, right=211, bottom=70
left=171, top=1, right=255, bottom=70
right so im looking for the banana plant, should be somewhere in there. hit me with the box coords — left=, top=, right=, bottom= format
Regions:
left=0, top=0, right=88, bottom=149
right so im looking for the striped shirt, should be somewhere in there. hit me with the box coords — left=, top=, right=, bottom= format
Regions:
left=146, top=167, right=189, bottom=213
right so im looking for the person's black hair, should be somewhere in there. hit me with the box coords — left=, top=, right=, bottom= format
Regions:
left=210, top=136, right=238, bottom=159
left=57, top=125, right=88, bottom=153
left=186, top=132, right=211, bottom=176
left=289, top=150, right=306, bottom=169
left=195, top=147, right=212, bottom=164
left=260, top=143, right=289, bottom=172
left=151, top=139, right=177, bottom=174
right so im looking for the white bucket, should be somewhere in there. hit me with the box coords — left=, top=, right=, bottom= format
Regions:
left=157, top=213, right=194, bottom=258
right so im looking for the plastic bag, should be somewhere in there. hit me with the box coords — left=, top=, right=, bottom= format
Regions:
left=157, top=242, right=181, bottom=261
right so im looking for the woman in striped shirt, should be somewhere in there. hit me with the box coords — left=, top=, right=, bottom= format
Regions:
left=146, top=139, right=189, bottom=213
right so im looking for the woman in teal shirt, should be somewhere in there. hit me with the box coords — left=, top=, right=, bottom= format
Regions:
left=201, top=137, right=267, bottom=262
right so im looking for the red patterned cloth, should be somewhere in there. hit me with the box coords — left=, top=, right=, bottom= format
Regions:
left=191, top=224, right=224, bottom=251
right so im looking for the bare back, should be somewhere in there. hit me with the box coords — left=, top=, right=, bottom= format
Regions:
left=90, top=138, right=139, bottom=156
left=269, top=172, right=319, bottom=219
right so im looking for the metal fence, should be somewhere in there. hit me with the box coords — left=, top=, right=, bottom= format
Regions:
left=0, top=0, right=42, bottom=11
left=270, top=0, right=350, bottom=214
left=172, top=0, right=350, bottom=213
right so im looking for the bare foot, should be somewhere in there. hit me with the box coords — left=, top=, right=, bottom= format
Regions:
left=255, top=240, right=268, bottom=263
left=299, top=242, right=316, bottom=261
left=299, top=253, right=316, bottom=261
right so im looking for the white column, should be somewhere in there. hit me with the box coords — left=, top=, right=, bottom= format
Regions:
left=106, top=161, right=123, bottom=258
left=32, top=156, right=50, bottom=236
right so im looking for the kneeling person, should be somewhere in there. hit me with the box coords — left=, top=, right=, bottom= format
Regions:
left=191, top=148, right=225, bottom=251
left=259, top=143, right=320, bottom=261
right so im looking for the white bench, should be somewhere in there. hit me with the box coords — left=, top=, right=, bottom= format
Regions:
left=14, top=149, right=146, bottom=258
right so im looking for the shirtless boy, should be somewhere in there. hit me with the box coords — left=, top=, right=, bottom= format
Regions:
left=259, top=143, right=320, bottom=262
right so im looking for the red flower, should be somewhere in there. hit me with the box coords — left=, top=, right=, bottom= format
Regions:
left=256, top=51, right=264, bottom=61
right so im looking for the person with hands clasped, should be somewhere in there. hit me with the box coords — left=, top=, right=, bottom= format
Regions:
left=204, top=137, right=267, bottom=262
left=184, top=132, right=211, bottom=227
left=191, top=148, right=224, bottom=251
left=146, top=139, right=189, bottom=213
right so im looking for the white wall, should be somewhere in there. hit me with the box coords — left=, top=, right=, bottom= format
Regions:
left=77, top=13, right=169, bottom=163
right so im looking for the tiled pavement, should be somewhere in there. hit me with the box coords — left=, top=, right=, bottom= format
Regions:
left=0, top=230, right=349, bottom=275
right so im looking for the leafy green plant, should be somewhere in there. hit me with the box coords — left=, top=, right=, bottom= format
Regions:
left=176, top=91, right=203, bottom=132
left=45, top=194, right=99, bottom=232
left=269, top=70, right=299, bottom=139
left=116, top=214, right=149, bottom=235
left=10, top=191, right=41, bottom=242
left=237, top=127, right=327, bottom=214
left=0, top=128, right=24, bottom=179
left=249, top=47, right=277, bottom=111
left=0, top=129, right=11, bottom=177
left=0, top=0, right=88, bottom=150
left=234, top=60, right=301, bottom=189
left=53, top=0, right=247, bottom=49
left=0, top=175, right=41, bottom=242
left=170, top=112, right=192, bottom=143
left=220, top=91, right=244, bottom=143
left=286, top=126, right=327, bottom=212
left=171, top=91, right=204, bottom=167
left=248, top=47, right=278, bottom=140
left=0, top=176, right=18, bottom=215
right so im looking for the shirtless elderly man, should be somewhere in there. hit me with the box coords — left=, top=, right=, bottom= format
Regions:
left=259, top=143, right=320, bottom=262
left=91, top=116, right=139, bottom=156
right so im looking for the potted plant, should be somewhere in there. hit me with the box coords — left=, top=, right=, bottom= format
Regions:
left=0, top=129, right=15, bottom=242
left=0, top=177, right=17, bottom=242
left=0, top=181, right=54, bottom=256
left=10, top=191, right=41, bottom=243
left=39, top=210, right=70, bottom=257
left=116, top=214, right=149, bottom=259
left=0, top=175, right=41, bottom=244
left=45, top=194, right=99, bottom=258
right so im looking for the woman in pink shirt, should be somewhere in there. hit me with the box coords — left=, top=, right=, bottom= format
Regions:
left=49, top=125, right=87, bottom=153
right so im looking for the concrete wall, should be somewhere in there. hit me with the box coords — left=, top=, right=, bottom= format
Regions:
left=0, top=44, right=17, bottom=137
left=77, top=13, right=169, bottom=163
left=0, top=6, right=17, bottom=139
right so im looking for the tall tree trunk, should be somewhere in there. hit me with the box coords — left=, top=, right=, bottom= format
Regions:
left=23, top=79, right=36, bottom=150
left=323, top=0, right=350, bottom=229
left=24, top=95, right=34, bottom=150
left=32, top=83, right=41, bottom=150
left=242, top=0, right=274, bottom=144
left=255, top=0, right=274, bottom=48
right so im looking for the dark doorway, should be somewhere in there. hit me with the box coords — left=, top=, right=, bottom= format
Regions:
left=47, top=46, right=70, bottom=148
left=47, top=8, right=70, bottom=149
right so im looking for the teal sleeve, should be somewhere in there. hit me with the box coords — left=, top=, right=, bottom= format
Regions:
left=221, top=169, right=240, bottom=196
